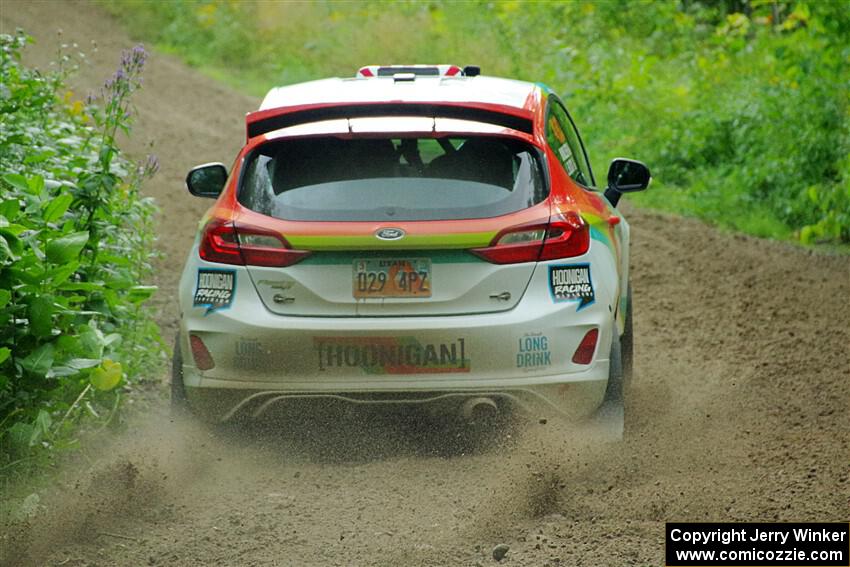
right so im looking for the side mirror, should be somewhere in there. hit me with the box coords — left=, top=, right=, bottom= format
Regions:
left=186, top=163, right=228, bottom=198
left=604, top=158, right=651, bottom=207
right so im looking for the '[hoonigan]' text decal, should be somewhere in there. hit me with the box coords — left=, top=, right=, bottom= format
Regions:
left=314, top=336, right=469, bottom=374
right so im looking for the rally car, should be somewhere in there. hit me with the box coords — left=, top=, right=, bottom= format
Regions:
left=174, top=64, right=650, bottom=431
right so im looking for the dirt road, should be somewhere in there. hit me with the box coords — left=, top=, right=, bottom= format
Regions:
left=1, top=2, right=848, bottom=566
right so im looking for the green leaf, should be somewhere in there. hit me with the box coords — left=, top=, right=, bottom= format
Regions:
left=126, top=285, right=157, bottom=303
left=9, top=263, right=45, bottom=285
left=0, top=223, right=27, bottom=236
left=0, top=199, right=21, bottom=220
left=42, top=193, right=73, bottom=223
left=78, top=325, right=104, bottom=358
left=0, top=289, right=10, bottom=309
left=67, top=358, right=101, bottom=370
left=32, top=410, right=52, bottom=444
left=0, top=235, right=13, bottom=261
left=102, top=333, right=122, bottom=348
left=24, top=150, right=55, bottom=164
left=49, top=358, right=102, bottom=378
left=55, top=334, right=79, bottom=355
left=90, top=359, right=122, bottom=391
left=58, top=281, right=104, bottom=292
left=20, top=342, right=54, bottom=377
left=0, top=347, right=10, bottom=365
left=0, top=231, right=23, bottom=261
left=28, top=295, right=54, bottom=338
left=47, top=261, right=80, bottom=286
left=27, top=175, right=45, bottom=195
left=2, top=173, right=29, bottom=192
left=0, top=229, right=23, bottom=252
left=45, top=231, right=88, bottom=264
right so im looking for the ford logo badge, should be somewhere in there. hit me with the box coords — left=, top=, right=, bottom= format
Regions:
left=375, top=227, right=405, bottom=240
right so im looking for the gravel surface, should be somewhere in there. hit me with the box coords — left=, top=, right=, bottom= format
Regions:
left=2, top=2, right=848, bottom=566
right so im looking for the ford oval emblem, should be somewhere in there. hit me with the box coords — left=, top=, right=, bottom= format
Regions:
left=375, top=227, right=405, bottom=241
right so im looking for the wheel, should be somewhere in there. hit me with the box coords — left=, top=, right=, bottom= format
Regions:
left=596, top=318, right=625, bottom=437
left=603, top=331, right=624, bottom=405
left=171, top=333, right=190, bottom=414
left=621, top=283, right=634, bottom=390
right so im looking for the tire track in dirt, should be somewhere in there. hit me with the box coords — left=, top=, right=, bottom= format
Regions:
left=2, top=2, right=848, bottom=566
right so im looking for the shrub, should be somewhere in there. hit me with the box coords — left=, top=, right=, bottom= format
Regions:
left=0, top=32, right=164, bottom=472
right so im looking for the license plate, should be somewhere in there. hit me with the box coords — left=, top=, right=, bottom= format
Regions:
left=353, top=258, right=432, bottom=298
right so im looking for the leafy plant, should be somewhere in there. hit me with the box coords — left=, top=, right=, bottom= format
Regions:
left=0, top=32, right=164, bottom=474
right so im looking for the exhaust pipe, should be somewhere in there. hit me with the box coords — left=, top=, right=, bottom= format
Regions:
left=461, top=397, right=498, bottom=421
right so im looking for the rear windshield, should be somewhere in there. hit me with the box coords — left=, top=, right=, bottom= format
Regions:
left=238, top=136, right=548, bottom=222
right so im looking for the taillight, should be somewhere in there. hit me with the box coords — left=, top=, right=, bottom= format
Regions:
left=189, top=334, right=215, bottom=370
left=199, top=219, right=311, bottom=267
left=199, top=219, right=242, bottom=265
left=571, top=328, right=599, bottom=365
left=470, top=211, right=589, bottom=264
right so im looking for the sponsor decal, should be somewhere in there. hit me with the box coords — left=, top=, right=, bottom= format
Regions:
left=549, top=116, right=566, bottom=144
left=193, top=268, right=236, bottom=314
left=314, top=336, right=469, bottom=374
left=516, top=333, right=551, bottom=370
left=234, top=337, right=267, bottom=369
left=559, top=145, right=579, bottom=177
left=549, top=263, right=594, bottom=310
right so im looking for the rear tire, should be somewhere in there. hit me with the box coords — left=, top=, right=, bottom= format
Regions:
left=602, top=332, right=624, bottom=406
left=621, top=283, right=634, bottom=391
left=597, top=310, right=626, bottom=437
left=171, top=334, right=190, bottom=415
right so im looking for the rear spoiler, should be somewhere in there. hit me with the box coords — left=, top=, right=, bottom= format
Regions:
left=245, top=102, right=534, bottom=140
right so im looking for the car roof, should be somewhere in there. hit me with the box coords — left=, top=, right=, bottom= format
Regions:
left=259, top=76, right=542, bottom=114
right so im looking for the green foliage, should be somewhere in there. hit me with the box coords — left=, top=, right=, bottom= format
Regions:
left=102, top=0, right=850, bottom=244
left=0, top=32, right=164, bottom=474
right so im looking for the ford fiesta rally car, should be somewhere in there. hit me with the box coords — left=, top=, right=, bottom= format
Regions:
left=174, top=64, right=650, bottom=431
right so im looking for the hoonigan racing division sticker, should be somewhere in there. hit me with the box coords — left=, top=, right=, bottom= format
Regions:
left=549, top=264, right=595, bottom=310
left=194, top=269, right=236, bottom=314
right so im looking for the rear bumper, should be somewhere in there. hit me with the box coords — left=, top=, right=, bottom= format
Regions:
left=179, top=253, right=619, bottom=422
left=185, top=369, right=608, bottom=422
left=180, top=313, right=614, bottom=424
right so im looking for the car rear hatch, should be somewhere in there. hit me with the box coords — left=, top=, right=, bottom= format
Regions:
left=212, top=118, right=563, bottom=317
left=233, top=217, right=545, bottom=317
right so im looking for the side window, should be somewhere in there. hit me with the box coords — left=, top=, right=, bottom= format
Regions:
left=546, top=98, right=593, bottom=187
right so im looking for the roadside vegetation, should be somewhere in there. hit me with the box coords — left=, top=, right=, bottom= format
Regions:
left=103, top=0, right=849, bottom=245
left=0, top=32, right=164, bottom=483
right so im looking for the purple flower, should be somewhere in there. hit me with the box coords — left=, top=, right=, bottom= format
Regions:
left=143, top=154, right=160, bottom=176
